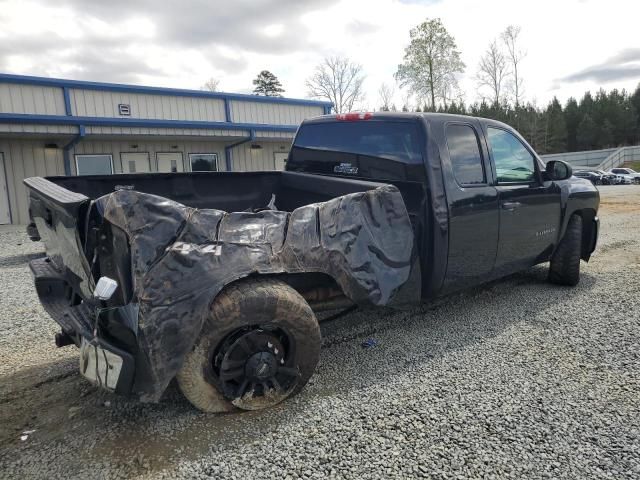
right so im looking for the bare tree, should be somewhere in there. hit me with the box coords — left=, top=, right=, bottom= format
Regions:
left=306, top=56, right=366, bottom=113
left=502, top=25, right=526, bottom=106
left=476, top=40, right=509, bottom=106
left=378, top=83, right=395, bottom=111
left=201, top=77, right=220, bottom=92
left=395, top=18, right=465, bottom=110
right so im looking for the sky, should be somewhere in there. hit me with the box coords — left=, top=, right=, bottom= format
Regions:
left=0, top=0, right=639, bottom=110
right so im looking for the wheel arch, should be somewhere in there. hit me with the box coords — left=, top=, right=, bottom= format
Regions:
left=560, top=207, right=597, bottom=261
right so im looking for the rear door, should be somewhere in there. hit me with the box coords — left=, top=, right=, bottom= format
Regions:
left=441, top=121, right=499, bottom=291
left=121, top=152, right=151, bottom=174
left=157, top=152, right=184, bottom=173
left=274, top=152, right=288, bottom=170
left=483, top=124, right=562, bottom=275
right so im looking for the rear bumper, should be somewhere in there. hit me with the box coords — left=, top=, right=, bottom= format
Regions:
left=29, top=257, right=136, bottom=395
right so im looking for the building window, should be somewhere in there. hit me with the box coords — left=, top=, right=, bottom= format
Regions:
left=75, top=155, right=113, bottom=176
left=190, top=153, right=218, bottom=172
left=446, top=124, right=486, bottom=186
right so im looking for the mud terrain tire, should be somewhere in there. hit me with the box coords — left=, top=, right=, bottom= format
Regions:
left=549, top=214, right=582, bottom=286
left=176, top=278, right=321, bottom=412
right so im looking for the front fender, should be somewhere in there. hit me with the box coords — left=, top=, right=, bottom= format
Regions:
left=555, top=177, right=600, bottom=258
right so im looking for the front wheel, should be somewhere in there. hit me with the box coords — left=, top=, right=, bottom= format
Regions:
left=176, top=278, right=321, bottom=412
left=548, top=214, right=582, bottom=286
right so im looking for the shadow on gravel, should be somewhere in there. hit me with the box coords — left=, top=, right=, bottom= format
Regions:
left=0, top=252, right=45, bottom=267
left=315, top=265, right=598, bottom=391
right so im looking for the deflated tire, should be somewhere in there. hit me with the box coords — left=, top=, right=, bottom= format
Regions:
left=176, top=278, right=321, bottom=412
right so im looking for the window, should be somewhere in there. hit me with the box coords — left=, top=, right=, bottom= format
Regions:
left=75, top=155, right=113, bottom=176
left=487, top=127, right=536, bottom=183
left=293, top=121, right=423, bottom=164
left=190, top=153, right=218, bottom=172
left=446, top=124, right=485, bottom=185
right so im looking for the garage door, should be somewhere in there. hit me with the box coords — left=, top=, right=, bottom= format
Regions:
left=157, top=152, right=184, bottom=173
left=0, top=153, right=10, bottom=224
left=121, top=153, right=151, bottom=173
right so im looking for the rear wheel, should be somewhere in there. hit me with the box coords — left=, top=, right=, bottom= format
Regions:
left=176, top=278, right=321, bottom=412
left=548, top=214, right=582, bottom=286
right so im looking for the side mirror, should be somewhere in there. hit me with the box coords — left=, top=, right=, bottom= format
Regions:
left=545, top=160, right=572, bottom=181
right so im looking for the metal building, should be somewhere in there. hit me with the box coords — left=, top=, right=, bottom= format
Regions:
left=0, top=73, right=331, bottom=224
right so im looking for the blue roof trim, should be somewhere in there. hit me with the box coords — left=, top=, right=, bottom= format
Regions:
left=0, top=73, right=332, bottom=108
left=0, top=112, right=298, bottom=133
left=62, top=125, right=86, bottom=175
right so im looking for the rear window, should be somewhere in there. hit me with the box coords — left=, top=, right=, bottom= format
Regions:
left=445, top=124, right=486, bottom=186
left=293, top=121, right=423, bottom=164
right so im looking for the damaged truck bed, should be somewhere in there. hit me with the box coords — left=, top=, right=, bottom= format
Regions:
left=25, top=171, right=416, bottom=410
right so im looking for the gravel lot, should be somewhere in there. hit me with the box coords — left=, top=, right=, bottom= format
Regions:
left=1, top=185, right=639, bottom=479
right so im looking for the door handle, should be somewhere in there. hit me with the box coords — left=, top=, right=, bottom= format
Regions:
left=501, top=201, right=522, bottom=211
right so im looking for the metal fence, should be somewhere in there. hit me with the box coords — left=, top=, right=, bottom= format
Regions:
left=540, top=145, right=640, bottom=170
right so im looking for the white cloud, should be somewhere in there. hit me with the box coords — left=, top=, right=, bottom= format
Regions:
left=0, top=0, right=639, bottom=107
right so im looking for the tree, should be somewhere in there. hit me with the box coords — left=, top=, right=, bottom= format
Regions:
left=395, top=18, right=465, bottom=110
left=564, top=97, right=580, bottom=152
left=543, top=98, right=567, bottom=154
left=252, top=70, right=285, bottom=97
left=201, top=77, right=220, bottom=92
left=476, top=40, right=508, bottom=106
left=501, top=25, right=526, bottom=106
left=378, top=83, right=395, bottom=111
left=306, top=56, right=366, bottom=113
left=576, top=114, right=597, bottom=150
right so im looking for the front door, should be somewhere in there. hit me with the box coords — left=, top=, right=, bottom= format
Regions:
left=121, top=152, right=151, bottom=174
left=157, top=152, right=184, bottom=173
left=0, top=153, right=10, bottom=224
left=274, top=152, right=288, bottom=170
left=485, top=126, right=562, bottom=275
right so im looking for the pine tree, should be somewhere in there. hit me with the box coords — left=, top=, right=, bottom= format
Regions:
left=564, top=98, right=580, bottom=152
left=545, top=98, right=567, bottom=153
left=576, top=115, right=597, bottom=150
left=252, top=70, right=285, bottom=97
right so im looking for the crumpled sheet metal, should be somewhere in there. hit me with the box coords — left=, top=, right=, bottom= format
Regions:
left=99, top=184, right=413, bottom=401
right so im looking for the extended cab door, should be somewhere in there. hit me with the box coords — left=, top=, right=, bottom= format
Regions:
left=440, top=120, right=499, bottom=292
left=483, top=124, right=562, bottom=275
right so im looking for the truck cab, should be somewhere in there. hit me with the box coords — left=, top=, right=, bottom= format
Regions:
left=287, top=112, right=600, bottom=299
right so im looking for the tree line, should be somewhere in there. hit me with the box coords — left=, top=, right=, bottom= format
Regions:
left=432, top=87, right=640, bottom=155
left=200, top=18, right=640, bottom=154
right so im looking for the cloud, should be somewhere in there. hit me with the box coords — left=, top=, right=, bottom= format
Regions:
left=0, top=0, right=339, bottom=85
left=345, top=20, right=380, bottom=35
left=559, top=48, right=640, bottom=84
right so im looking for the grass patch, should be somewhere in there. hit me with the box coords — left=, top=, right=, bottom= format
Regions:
left=623, top=161, right=640, bottom=171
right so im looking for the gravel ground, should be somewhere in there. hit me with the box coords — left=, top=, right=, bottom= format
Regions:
left=1, top=185, right=639, bottom=479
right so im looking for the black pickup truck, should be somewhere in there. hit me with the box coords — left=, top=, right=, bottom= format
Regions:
left=24, top=112, right=599, bottom=412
